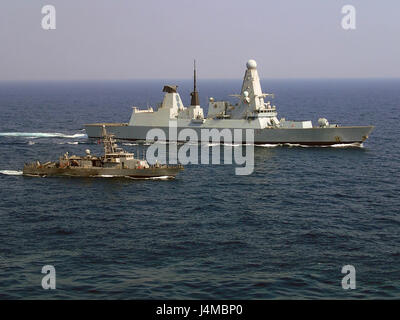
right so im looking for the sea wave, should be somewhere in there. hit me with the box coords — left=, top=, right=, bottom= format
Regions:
left=0, top=132, right=87, bottom=139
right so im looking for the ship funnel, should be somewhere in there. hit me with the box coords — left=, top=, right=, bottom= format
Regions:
left=190, top=60, right=200, bottom=106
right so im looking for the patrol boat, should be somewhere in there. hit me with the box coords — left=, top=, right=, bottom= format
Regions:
left=85, top=60, right=374, bottom=145
left=23, top=126, right=183, bottom=178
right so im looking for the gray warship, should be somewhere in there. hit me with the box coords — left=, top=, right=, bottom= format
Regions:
left=23, top=126, right=183, bottom=178
left=85, top=59, right=374, bottom=145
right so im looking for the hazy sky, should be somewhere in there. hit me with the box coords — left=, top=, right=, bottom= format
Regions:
left=0, top=0, right=399, bottom=80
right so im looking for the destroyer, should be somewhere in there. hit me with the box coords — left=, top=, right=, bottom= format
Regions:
left=85, top=60, right=374, bottom=145
left=23, top=126, right=183, bottom=178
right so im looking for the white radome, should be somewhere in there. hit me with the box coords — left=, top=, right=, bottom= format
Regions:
left=318, top=118, right=329, bottom=128
left=246, top=59, right=257, bottom=69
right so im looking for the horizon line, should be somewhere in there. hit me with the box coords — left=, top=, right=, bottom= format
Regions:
left=1, top=76, right=400, bottom=83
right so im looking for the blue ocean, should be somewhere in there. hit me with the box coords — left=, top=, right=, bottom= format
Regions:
left=0, top=79, right=399, bottom=299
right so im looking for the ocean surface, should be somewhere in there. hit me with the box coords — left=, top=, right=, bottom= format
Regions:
left=0, top=79, right=399, bottom=299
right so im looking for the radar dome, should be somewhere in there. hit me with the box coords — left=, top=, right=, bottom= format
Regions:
left=318, top=118, right=329, bottom=128
left=246, top=59, right=257, bottom=69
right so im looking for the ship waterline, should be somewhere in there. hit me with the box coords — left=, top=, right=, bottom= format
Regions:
left=23, top=166, right=182, bottom=178
left=85, top=122, right=373, bottom=145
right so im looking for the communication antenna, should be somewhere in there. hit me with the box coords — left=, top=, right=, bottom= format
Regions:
left=190, top=59, right=200, bottom=106
left=194, top=59, right=197, bottom=92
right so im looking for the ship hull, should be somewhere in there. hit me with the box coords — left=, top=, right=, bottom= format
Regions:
left=23, top=166, right=182, bottom=178
left=85, top=123, right=374, bottom=145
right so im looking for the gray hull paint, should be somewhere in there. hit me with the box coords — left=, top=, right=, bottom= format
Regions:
left=85, top=124, right=374, bottom=145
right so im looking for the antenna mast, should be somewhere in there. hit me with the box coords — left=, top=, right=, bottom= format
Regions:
left=194, top=60, right=197, bottom=92
left=190, top=59, right=200, bottom=106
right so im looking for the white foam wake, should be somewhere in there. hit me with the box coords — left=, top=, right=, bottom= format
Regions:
left=93, top=175, right=174, bottom=180
left=203, top=142, right=220, bottom=147
left=331, top=142, right=363, bottom=148
left=255, top=142, right=364, bottom=148
left=127, top=175, right=174, bottom=180
left=57, top=141, right=80, bottom=145
left=256, top=144, right=279, bottom=148
left=283, top=142, right=363, bottom=148
left=222, top=143, right=240, bottom=147
left=0, top=170, right=23, bottom=176
left=0, top=132, right=87, bottom=139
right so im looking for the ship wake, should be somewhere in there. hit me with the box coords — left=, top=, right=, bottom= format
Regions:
left=0, top=170, right=23, bottom=176
left=93, top=175, right=174, bottom=180
left=0, top=132, right=87, bottom=139
left=257, top=142, right=363, bottom=148
left=127, top=175, right=175, bottom=180
left=137, top=141, right=364, bottom=148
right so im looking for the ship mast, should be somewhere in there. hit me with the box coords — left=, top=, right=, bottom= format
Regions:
left=101, top=125, right=116, bottom=154
left=190, top=59, right=200, bottom=106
